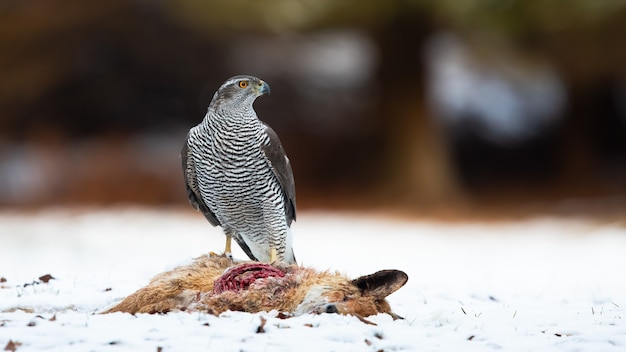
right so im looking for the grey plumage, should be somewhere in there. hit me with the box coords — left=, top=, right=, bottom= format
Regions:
left=182, top=75, right=296, bottom=264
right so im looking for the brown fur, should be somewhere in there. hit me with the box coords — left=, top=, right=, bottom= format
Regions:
left=103, top=255, right=408, bottom=322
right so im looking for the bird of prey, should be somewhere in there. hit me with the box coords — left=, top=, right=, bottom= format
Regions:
left=182, top=75, right=297, bottom=264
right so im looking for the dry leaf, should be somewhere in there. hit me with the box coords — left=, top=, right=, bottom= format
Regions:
left=364, top=339, right=372, bottom=346
left=275, top=312, right=289, bottom=319
left=4, top=340, right=21, bottom=351
left=38, top=274, right=54, bottom=283
left=0, top=277, right=6, bottom=283
left=49, top=315, right=56, bottom=322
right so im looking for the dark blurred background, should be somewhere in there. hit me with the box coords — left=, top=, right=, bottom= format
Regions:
left=1, top=0, right=625, bottom=218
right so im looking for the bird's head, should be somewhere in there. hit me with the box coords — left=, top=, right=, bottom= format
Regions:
left=210, top=75, right=270, bottom=111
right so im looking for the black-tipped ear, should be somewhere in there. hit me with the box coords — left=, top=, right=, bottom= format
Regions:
left=352, top=270, right=408, bottom=299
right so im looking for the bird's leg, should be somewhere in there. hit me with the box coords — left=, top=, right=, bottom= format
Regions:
left=269, top=247, right=277, bottom=263
left=221, top=229, right=235, bottom=260
left=224, top=235, right=232, bottom=258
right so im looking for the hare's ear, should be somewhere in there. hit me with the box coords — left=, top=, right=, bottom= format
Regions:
left=352, top=270, right=408, bottom=299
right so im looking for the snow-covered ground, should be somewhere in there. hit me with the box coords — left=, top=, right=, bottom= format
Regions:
left=1, top=208, right=625, bottom=351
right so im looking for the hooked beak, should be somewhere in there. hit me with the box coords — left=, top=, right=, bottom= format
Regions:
left=256, top=80, right=270, bottom=96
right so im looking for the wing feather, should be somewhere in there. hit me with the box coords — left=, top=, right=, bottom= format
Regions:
left=261, top=125, right=297, bottom=225
left=181, top=135, right=221, bottom=227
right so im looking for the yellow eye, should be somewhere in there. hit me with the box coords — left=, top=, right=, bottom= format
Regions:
left=238, top=81, right=248, bottom=88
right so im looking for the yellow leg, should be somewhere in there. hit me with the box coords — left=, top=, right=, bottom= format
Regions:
left=224, top=235, right=232, bottom=254
left=269, top=247, right=277, bottom=263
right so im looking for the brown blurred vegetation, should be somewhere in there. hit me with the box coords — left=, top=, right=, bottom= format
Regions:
left=1, top=0, right=625, bottom=218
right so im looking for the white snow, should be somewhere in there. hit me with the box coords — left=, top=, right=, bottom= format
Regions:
left=1, top=208, right=625, bottom=351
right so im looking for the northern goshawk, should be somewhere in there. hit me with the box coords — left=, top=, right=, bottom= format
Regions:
left=182, top=75, right=296, bottom=264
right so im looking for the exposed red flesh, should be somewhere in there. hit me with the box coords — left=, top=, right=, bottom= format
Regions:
left=213, top=263, right=285, bottom=294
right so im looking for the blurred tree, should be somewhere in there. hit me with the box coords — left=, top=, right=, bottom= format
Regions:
left=161, top=0, right=626, bottom=206
left=0, top=0, right=624, bottom=211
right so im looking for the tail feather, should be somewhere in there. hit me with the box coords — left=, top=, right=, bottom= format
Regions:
left=233, top=233, right=258, bottom=261
left=233, top=228, right=296, bottom=264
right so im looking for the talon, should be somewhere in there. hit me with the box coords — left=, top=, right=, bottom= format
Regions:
left=209, top=251, right=233, bottom=260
